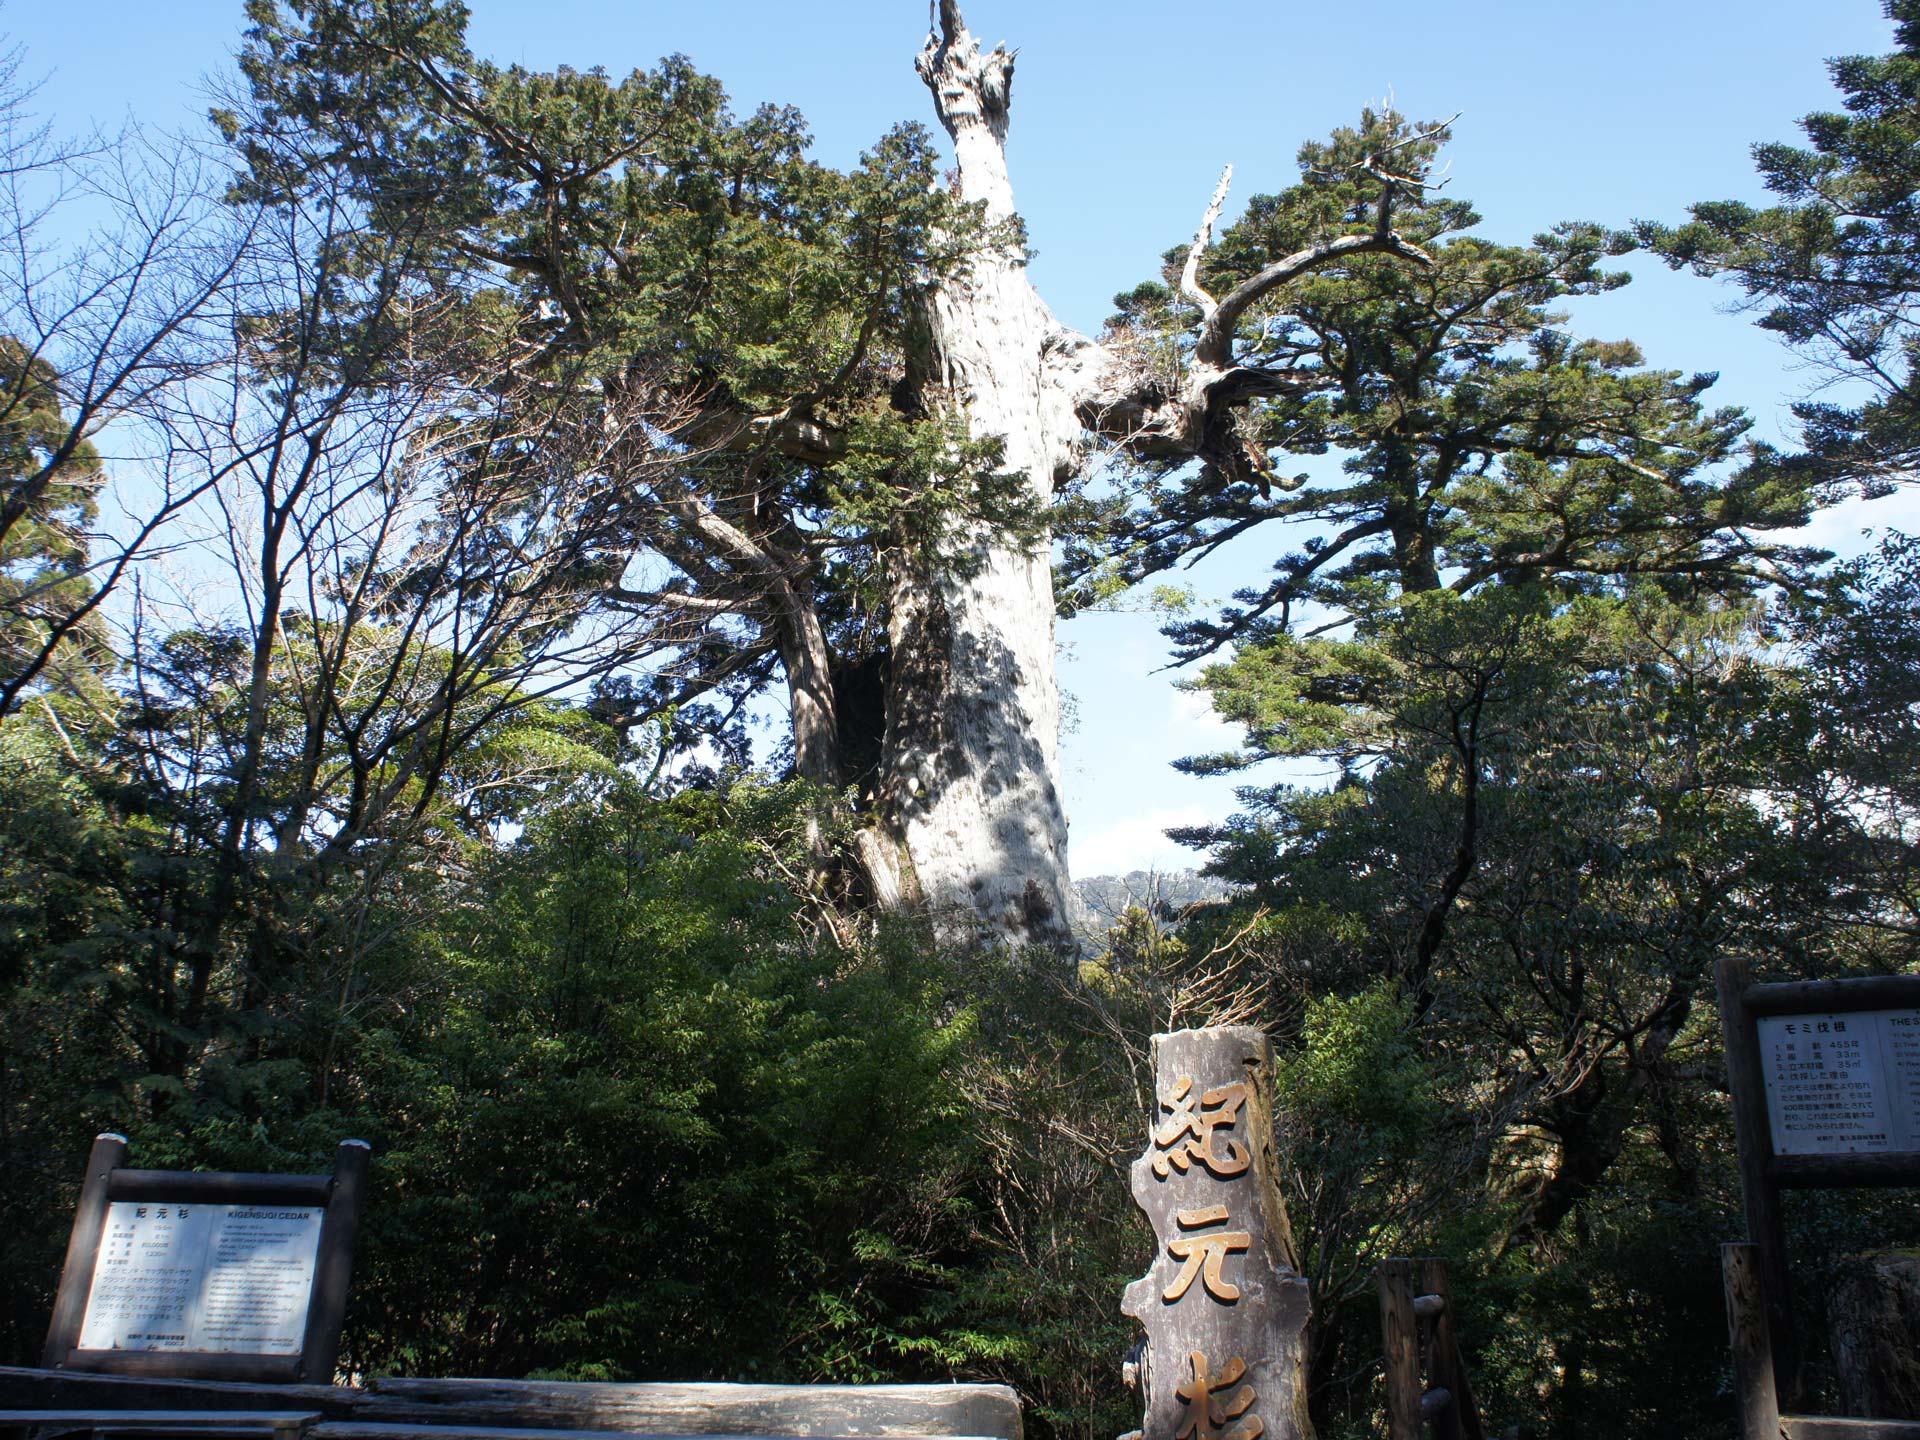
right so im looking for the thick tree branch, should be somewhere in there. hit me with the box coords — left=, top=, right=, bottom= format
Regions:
left=1180, top=165, right=1233, bottom=316
left=1195, top=231, right=1434, bottom=370
left=675, top=403, right=846, bottom=467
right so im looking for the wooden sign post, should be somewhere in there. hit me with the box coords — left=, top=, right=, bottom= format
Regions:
left=41, top=1135, right=371, bottom=1384
left=1716, top=958, right=1920, bottom=1432
left=1123, top=1027, right=1314, bottom=1440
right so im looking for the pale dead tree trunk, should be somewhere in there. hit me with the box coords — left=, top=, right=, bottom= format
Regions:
left=890, top=3, right=1086, bottom=949
left=891, top=1, right=1429, bottom=950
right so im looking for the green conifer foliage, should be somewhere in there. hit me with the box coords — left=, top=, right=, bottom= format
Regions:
left=1065, top=111, right=1817, bottom=659
left=0, top=340, right=112, bottom=713
left=1639, top=1, right=1920, bottom=493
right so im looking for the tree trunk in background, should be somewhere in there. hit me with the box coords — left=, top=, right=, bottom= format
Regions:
left=1831, top=1251, right=1920, bottom=1419
left=883, top=4, right=1087, bottom=949
left=876, top=3, right=1420, bottom=946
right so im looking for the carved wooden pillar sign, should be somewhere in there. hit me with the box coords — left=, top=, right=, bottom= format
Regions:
left=1124, top=1027, right=1315, bottom=1440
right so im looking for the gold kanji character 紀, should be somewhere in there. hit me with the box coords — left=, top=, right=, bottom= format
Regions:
left=1152, top=1075, right=1251, bottom=1179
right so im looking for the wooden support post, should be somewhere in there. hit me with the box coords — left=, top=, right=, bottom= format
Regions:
left=299, top=1140, right=372, bottom=1384
left=1717, top=957, right=1799, bottom=1404
left=1378, top=1259, right=1422, bottom=1440
left=42, top=1134, right=128, bottom=1368
left=1122, top=1028, right=1315, bottom=1440
left=1725, top=1242, right=1783, bottom=1440
left=1418, top=1259, right=1483, bottom=1440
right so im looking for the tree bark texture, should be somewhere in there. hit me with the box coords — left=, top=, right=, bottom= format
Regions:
left=900, top=8, right=1086, bottom=948
left=894, top=4, right=1428, bottom=947
left=1830, top=1251, right=1920, bottom=1420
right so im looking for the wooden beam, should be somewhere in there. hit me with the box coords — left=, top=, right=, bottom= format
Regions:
left=359, top=1382, right=1023, bottom=1440
left=1744, top=976, right=1920, bottom=1017
left=1724, top=1243, right=1782, bottom=1440
left=1782, top=1419, right=1920, bottom=1440
left=42, top=1135, right=128, bottom=1369
left=1419, top=1258, right=1482, bottom=1440
left=0, top=1371, right=1023, bottom=1440
left=1770, top=1153, right=1920, bottom=1189
left=51, top=1356, right=303, bottom=1385
left=301, top=1141, right=372, bottom=1385
left=1378, top=1260, right=1422, bottom=1440
left=307, top=1428, right=968, bottom=1440
left=1717, top=957, right=1799, bottom=1399
left=103, top=1172, right=332, bottom=1206
left=0, top=1408, right=320, bottom=1438
left=0, top=1366, right=361, bottom=1418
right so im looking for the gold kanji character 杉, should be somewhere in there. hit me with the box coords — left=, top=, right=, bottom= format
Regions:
left=1175, top=1351, right=1263, bottom=1440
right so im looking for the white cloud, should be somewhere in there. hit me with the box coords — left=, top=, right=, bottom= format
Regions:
left=1781, top=490, right=1920, bottom=562
left=1168, top=686, right=1239, bottom=748
left=1071, top=804, right=1220, bottom=879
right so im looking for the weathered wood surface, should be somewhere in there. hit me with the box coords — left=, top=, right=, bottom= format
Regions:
left=309, top=1427, right=990, bottom=1440
left=0, top=1367, right=360, bottom=1417
left=0, top=1371, right=1019, bottom=1440
left=1783, top=1419, right=1920, bottom=1440
left=304, top=1141, right=373, bottom=1386
left=48, top=1356, right=306, bottom=1386
left=307, top=1428, right=686, bottom=1440
left=1123, top=1027, right=1314, bottom=1440
left=1744, top=976, right=1920, bottom=1017
left=102, top=1172, right=333, bottom=1205
left=1771, top=1154, right=1920, bottom=1189
left=1417, top=1260, right=1480, bottom=1440
left=42, top=1135, right=129, bottom=1370
left=0, top=1408, right=320, bottom=1436
left=0, top=1419, right=988, bottom=1440
left=356, top=1384, right=1020, bottom=1440
left=1376, top=1262, right=1421, bottom=1440
left=1718, top=958, right=1799, bottom=1401
left=1725, top=1243, right=1783, bottom=1440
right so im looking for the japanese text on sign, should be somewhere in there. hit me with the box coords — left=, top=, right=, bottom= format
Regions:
left=1152, top=1077, right=1251, bottom=1180
left=1176, top=1351, right=1265, bottom=1440
left=77, top=1203, right=325, bottom=1354
left=1758, top=1008, right=1920, bottom=1155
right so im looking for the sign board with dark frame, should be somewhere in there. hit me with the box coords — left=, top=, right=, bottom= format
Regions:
left=1715, top=959, right=1920, bottom=1439
left=41, top=1134, right=370, bottom=1385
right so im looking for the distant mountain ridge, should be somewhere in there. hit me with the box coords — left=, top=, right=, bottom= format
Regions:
left=1072, top=869, right=1237, bottom=946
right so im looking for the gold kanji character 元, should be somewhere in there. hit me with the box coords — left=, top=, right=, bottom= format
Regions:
left=1163, top=1205, right=1251, bottom=1304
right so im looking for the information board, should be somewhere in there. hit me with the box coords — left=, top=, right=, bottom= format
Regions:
left=1757, top=1007, right=1920, bottom=1155
left=42, top=1135, right=370, bottom=1382
left=75, top=1202, right=325, bottom=1355
left=1716, top=963, right=1920, bottom=1423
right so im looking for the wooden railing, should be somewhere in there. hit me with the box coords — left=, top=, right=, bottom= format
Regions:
left=1377, top=1258, right=1486, bottom=1440
left=0, top=1368, right=1025, bottom=1440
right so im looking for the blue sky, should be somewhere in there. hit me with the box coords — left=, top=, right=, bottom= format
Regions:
left=9, top=0, right=1917, bottom=875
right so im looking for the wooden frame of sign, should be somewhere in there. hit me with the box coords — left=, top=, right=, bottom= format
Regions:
left=40, top=1135, right=371, bottom=1385
left=1715, top=958, right=1920, bottom=1437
